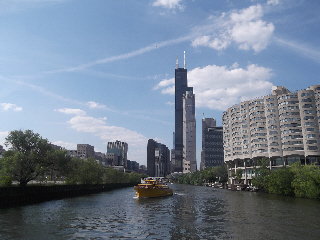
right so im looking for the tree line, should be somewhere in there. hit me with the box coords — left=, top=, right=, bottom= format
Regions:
left=252, top=158, right=320, bottom=200
left=177, top=158, right=320, bottom=200
left=0, top=130, right=146, bottom=187
left=178, top=164, right=228, bottom=185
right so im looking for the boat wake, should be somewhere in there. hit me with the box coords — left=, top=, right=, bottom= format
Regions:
left=174, top=192, right=185, bottom=196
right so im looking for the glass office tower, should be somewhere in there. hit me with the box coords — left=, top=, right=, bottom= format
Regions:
left=174, top=54, right=193, bottom=172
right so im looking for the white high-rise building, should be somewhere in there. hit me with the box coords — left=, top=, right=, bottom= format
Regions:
left=223, top=85, right=320, bottom=185
left=182, top=90, right=197, bottom=173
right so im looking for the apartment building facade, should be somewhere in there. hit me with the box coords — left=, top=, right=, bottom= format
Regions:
left=223, top=85, right=320, bottom=184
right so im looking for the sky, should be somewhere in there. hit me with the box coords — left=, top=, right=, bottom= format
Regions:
left=1, top=0, right=320, bottom=168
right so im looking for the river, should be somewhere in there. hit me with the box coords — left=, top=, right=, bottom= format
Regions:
left=1, top=183, right=320, bottom=240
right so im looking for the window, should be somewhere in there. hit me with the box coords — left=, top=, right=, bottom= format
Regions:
left=269, top=142, right=279, bottom=146
left=304, top=116, right=315, bottom=120
left=304, top=122, right=315, bottom=126
left=269, top=136, right=278, bottom=140
left=301, top=93, right=312, bottom=97
left=270, top=148, right=280, bottom=152
left=302, top=104, right=313, bottom=108
left=306, top=134, right=316, bottom=138
left=283, top=147, right=304, bottom=151
left=307, top=146, right=318, bottom=150
left=305, top=128, right=315, bottom=132
left=303, top=110, right=313, bottom=114
left=301, top=98, right=312, bottom=102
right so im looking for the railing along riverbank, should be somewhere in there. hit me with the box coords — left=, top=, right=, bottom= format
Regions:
left=0, top=182, right=138, bottom=208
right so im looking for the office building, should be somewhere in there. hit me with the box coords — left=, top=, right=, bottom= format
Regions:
left=107, top=140, right=128, bottom=168
left=174, top=52, right=195, bottom=172
left=106, top=153, right=118, bottom=166
left=77, top=144, right=95, bottom=159
left=147, top=139, right=170, bottom=177
left=223, top=85, right=320, bottom=185
left=201, top=117, right=224, bottom=170
left=183, top=90, right=197, bottom=173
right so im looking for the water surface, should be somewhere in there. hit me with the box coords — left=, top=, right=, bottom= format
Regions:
left=1, top=184, right=320, bottom=239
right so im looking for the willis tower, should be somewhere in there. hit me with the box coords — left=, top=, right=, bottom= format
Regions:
left=174, top=52, right=193, bottom=172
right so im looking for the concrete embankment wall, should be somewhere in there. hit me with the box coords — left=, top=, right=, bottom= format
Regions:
left=0, top=183, right=137, bottom=208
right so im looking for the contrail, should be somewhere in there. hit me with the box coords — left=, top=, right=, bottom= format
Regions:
left=44, top=35, right=193, bottom=74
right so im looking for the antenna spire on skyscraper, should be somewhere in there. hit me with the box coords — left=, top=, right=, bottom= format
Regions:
left=184, top=51, right=186, bottom=69
left=176, top=55, right=179, bottom=69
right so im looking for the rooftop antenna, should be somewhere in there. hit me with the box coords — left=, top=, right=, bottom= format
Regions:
left=176, top=55, right=179, bottom=69
left=184, top=51, right=186, bottom=69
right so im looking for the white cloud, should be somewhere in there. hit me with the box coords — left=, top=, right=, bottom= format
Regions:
left=67, top=115, right=148, bottom=162
left=56, top=108, right=86, bottom=116
left=191, top=4, right=274, bottom=53
left=1, top=103, right=22, bottom=111
left=153, top=0, right=185, bottom=11
left=153, top=78, right=175, bottom=90
left=87, top=101, right=107, bottom=109
left=267, top=0, right=280, bottom=5
left=155, top=63, right=273, bottom=110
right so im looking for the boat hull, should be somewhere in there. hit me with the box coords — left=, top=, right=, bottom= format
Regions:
left=134, top=186, right=173, bottom=198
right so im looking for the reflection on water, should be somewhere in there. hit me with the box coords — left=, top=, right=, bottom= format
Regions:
left=1, top=184, right=320, bottom=239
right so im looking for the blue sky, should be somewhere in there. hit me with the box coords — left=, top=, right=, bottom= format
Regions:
left=1, top=0, right=320, bottom=167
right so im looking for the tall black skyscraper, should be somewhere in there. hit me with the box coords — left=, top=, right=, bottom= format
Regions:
left=174, top=52, right=193, bottom=172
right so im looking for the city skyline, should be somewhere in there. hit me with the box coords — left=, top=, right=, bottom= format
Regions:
left=1, top=1, right=320, bottom=167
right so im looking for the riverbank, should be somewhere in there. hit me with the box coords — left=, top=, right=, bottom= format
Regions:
left=0, top=182, right=138, bottom=208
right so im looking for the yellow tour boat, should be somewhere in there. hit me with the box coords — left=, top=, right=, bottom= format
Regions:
left=134, top=178, right=173, bottom=198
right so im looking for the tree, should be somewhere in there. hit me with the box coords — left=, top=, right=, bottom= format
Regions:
left=65, top=157, right=105, bottom=184
left=235, top=168, right=243, bottom=184
left=290, top=162, right=320, bottom=199
left=213, top=164, right=228, bottom=183
left=267, top=166, right=294, bottom=196
left=202, top=167, right=215, bottom=182
left=0, top=130, right=70, bottom=187
left=251, top=158, right=270, bottom=191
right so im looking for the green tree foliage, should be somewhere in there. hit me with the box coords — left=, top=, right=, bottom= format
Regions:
left=267, top=167, right=294, bottom=196
left=290, top=163, right=320, bottom=200
left=65, top=157, right=104, bottom=184
left=0, top=175, right=12, bottom=187
left=178, top=164, right=228, bottom=185
left=0, top=130, right=146, bottom=187
left=251, top=160, right=320, bottom=200
left=213, top=164, right=228, bottom=183
left=0, top=130, right=70, bottom=187
left=235, top=168, right=243, bottom=183
left=65, top=160, right=145, bottom=185
left=252, top=158, right=270, bottom=191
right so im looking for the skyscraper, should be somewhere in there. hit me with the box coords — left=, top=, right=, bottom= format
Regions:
left=174, top=52, right=195, bottom=172
left=183, top=90, right=196, bottom=173
left=147, top=139, right=170, bottom=177
left=200, top=117, right=224, bottom=170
